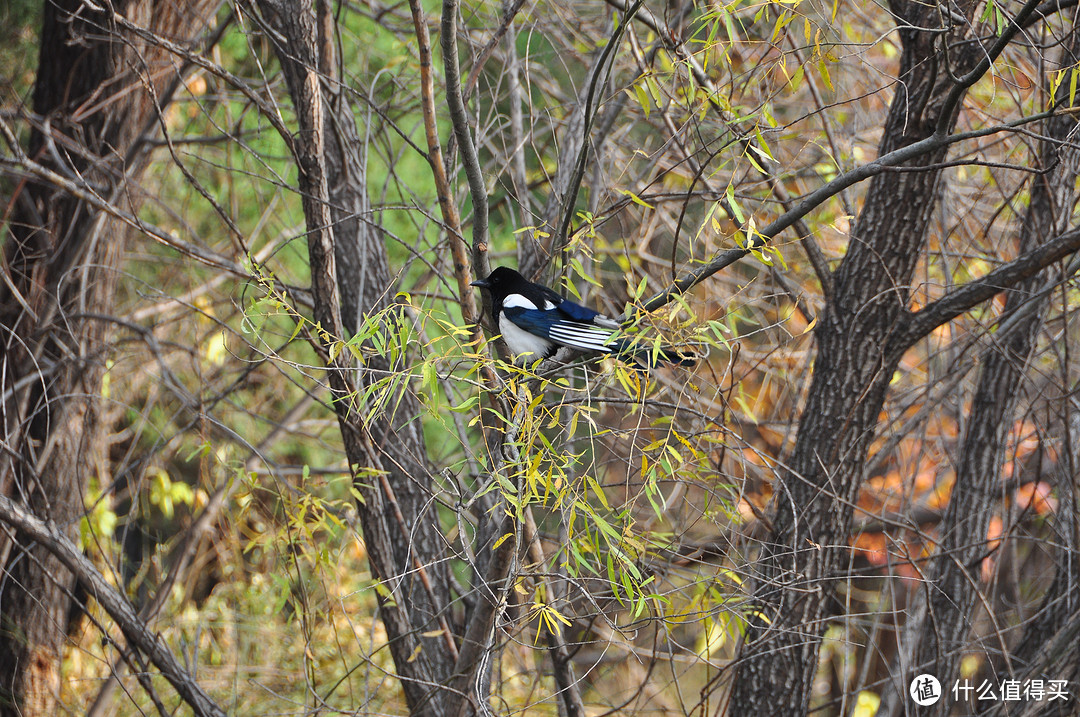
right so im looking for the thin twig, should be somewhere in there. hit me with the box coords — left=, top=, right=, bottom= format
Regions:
left=550, top=0, right=646, bottom=259
left=441, top=0, right=491, bottom=279
left=406, top=0, right=483, bottom=327
left=636, top=106, right=1080, bottom=316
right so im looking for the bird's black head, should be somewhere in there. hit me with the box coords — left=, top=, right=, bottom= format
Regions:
left=470, top=266, right=525, bottom=300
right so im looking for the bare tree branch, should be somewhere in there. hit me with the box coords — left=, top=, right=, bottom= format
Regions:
left=441, top=0, right=490, bottom=279
left=406, top=0, right=482, bottom=329
left=637, top=107, right=1080, bottom=316
left=896, top=226, right=1080, bottom=351
left=0, top=494, right=227, bottom=717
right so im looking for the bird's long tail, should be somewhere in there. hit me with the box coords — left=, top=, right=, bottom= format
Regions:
left=607, top=338, right=699, bottom=368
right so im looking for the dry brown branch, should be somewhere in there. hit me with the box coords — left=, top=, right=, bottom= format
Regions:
left=0, top=494, right=226, bottom=717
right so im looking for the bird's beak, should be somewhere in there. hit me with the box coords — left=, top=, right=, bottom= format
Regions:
left=470, top=278, right=490, bottom=288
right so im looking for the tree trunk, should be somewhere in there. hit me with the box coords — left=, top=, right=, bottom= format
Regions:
left=254, top=0, right=458, bottom=712
left=0, top=0, right=219, bottom=712
left=728, top=1, right=986, bottom=711
left=907, top=26, right=1080, bottom=715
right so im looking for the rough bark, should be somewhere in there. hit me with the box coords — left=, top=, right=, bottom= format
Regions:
left=909, top=29, right=1080, bottom=711
left=983, top=601, right=1080, bottom=717
left=253, top=0, right=458, bottom=713
left=728, top=1, right=990, bottom=711
left=898, top=26, right=1080, bottom=712
left=0, top=0, right=218, bottom=712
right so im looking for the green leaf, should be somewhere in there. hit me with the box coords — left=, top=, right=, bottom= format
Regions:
left=634, top=81, right=651, bottom=118
left=789, top=64, right=804, bottom=92
left=725, top=184, right=745, bottom=224
left=449, top=395, right=480, bottom=413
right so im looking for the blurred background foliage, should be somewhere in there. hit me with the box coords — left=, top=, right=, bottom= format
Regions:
left=2, top=0, right=1074, bottom=714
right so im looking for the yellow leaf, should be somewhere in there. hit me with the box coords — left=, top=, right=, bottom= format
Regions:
left=618, top=188, right=654, bottom=209
left=204, top=330, right=228, bottom=366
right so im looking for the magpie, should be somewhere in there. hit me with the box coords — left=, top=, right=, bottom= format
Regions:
left=470, top=266, right=693, bottom=366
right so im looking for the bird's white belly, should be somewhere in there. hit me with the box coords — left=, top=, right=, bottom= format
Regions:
left=499, top=314, right=553, bottom=360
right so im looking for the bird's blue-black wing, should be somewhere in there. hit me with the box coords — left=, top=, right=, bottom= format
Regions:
left=556, top=297, right=620, bottom=329
left=555, top=297, right=600, bottom=322
left=503, top=306, right=618, bottom=352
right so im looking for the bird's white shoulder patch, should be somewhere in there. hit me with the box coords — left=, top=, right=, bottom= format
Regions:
left=502, top=293, right=538, bottom=310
